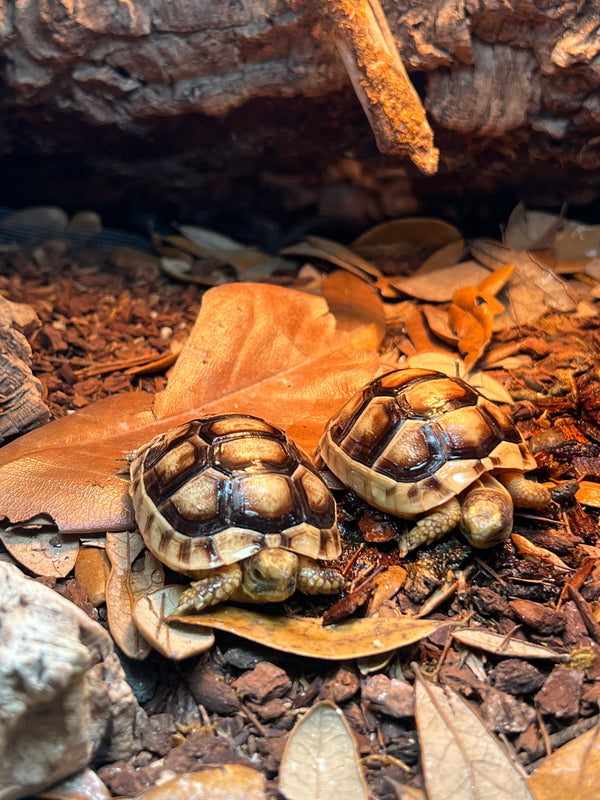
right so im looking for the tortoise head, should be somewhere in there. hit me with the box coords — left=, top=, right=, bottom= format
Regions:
left=460, top=477, right=514, bottom=548
left=240, top=548, right=298, bottom=602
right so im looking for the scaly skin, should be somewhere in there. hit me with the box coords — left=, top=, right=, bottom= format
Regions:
left=174, top=562, right=243, bottom=615
left=296, top=555, right=346, bottom=595
left=399, top=497, right=462, bottom=556
left=173, top=548, right=345, bottom=614
left=498, top=470, right=551, bottom=510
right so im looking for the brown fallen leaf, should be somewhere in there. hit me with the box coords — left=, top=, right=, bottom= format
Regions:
left=448, top=263, right=513, bottom=369
left=511, top=533, right=573, bottom=572
left=367, top=565, right=407, bottom=615
left=414, top=669, right=536, bottom=800
left=322, top=269, right=387, bottom=341
left=451, top=628, right=567, bottom=661
left=279, top=701, right=368, bottom=800
left=392, top=260, right=491, bottom=302
left=0, top=283, right=379, bottom=532
left=166, top=605, right=443, bottom=660
left=74, top=546, right=110, bottom=606
left=527, top=724, right=600, bottom=800
left=576, top=480, right=600, bottom=508
left=0, top=514, right=79, bottom=578
left=133, top=586, right=215, bottom=660
left=504, top=203, right=565, bottom=252
left=105, top=531, right=161, bottom=659
left=352, top=217, right=462, bottom=265
left=471, top=238, right=577, bottom=326
left=120, top=766, right=266, bottom=800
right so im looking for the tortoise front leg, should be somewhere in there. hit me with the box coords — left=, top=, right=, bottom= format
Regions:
left=173, top=563, right=243, bottom=615
left=399, top=496, right=462, bottom=556
left=296, top=556, right=345, bottom=596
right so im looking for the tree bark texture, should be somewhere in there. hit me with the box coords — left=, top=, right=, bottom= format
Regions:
left=0, top=0, right=599, bottom=217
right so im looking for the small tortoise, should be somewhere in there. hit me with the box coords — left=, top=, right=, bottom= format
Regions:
left=318, top=368, right=551, bottom=553
left=129, top=413, right=345, bottom=613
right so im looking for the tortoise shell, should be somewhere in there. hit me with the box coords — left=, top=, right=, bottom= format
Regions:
left=129, top=414, right=340, bottom=574
left=319, top=368, right=536, bottom=517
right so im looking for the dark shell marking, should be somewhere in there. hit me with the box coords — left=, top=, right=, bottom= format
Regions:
left=130, top=414, right=340, bottom=574
left=319, top=368, right=536, bottom=516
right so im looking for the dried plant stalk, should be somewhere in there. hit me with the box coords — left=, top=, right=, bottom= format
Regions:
left=313, top=0, right=439, bottom=174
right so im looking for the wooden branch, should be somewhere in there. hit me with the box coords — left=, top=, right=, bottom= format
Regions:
left=312, top=0, right=439, bottom=174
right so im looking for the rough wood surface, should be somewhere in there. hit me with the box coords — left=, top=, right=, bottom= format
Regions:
left=0, top=0, right=598, bottom=214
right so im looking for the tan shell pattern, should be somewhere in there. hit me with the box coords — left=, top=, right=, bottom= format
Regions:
left=129, top=414, right=340, bottom=574
left=319, top=368, right=536, bottom=517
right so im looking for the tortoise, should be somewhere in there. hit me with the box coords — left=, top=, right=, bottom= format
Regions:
left=129, top=413, right=345, bottom=614
left=318, top=368, right=551, bottom=553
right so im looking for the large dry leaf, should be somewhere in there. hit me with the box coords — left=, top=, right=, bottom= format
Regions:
left=527, top=724, right=600, bottom=800
left=120, top=766, right=266, bottom=800
left=352, top=217, right=462, bottom=264
left=322, top=270, right=386, bottom=341
left=0, top=284, right=379, bottom=531
left=415, top=672, right=535, bottom=800
left=133, top=585, right=215, bottom=660
left=392, top=260, right=490, bottom=302
left=279, top=701, right=368, bottom=800
left=504, top=204, right=565, bottom=252
left=166, top=605, right=443, bottom=659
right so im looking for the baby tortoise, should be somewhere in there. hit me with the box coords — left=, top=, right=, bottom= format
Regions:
left=129, top=414, right=345, bottom=613
left=318, top=368, right=551, bottom=554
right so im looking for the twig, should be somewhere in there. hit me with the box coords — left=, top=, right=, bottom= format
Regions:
left=311, top=0, right=439, bottom=174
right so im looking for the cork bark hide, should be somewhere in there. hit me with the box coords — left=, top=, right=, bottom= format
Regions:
left=0, top=0, right=599, bottom=215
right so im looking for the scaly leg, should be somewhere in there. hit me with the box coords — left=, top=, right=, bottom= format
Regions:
left=173, top=563, right=243, bottom=615
left=296, top=556, right=345, bottom=595
left=399, top=496, right=462, bottom=556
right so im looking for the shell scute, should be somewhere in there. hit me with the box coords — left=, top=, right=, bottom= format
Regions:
left=130, top=413, right=340, bottom=574
left=320, top=368, right=536, bottom=517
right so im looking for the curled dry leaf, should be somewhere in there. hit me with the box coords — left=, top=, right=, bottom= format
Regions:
left=133, top=585, right=215, bottom=660
left=471, top=238, right=577, bottom=326
left=511, top=533, right=573, bottom=572
left=166, top=605, right=442, bottom=660
left=367, top=564, right=407, bottom=615
left=451, top=628, right=567, bottom=661
left=0, top=283, right=379, bottom=531
left=415, top=670, right=536, bottom=800
left=279, top=700, right=368, bottom=800
left=448, top=264, right=513, bottom=369
left=0, top=514, right=78, bottom=578
left=527, top=724, right=600, bottom=800
left=120, top=766, right=266, bottom=800
left=105, top=531, right=163, bottom=659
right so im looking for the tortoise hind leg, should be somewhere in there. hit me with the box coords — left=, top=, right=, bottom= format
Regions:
left=296, top=556, right=345, bottom=595
left=399, top=496, right=462, bottom=556
left=173, top=563, right=243, bottom=615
